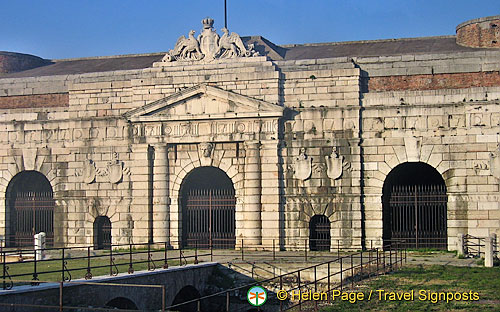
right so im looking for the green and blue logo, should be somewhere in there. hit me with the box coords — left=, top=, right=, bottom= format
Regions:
left=247, top=285, right=267, bottom=307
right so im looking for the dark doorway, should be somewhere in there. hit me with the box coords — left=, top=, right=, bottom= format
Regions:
left=105, top=297, right=138, bottom=310
left=5, top=171, right=54, bottom=247
left=181, top=166, right=236, bottom=249
left=382, top=162, right=447, bottom=249
left=94, top=216, right=111, bottom=250
left=171, top=285, right=201, bottom=312
left=309, top=215, right=331, bottom=251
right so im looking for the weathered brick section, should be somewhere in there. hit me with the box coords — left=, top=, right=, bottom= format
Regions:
left=456, top=15, right=500, bottom=48
left=0, top=93, right=69, bottom=109
left=368, top=71, right=500, bottom=92
left=0, top=52, right=49, bottom=74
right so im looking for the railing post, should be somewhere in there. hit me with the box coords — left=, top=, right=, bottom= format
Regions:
left=350, top=254, right=354, bottom=289
left=337, top=239, right=340, bottom=259
left=148, top=242, right=151, bottom=271
left=179, top=246, right=182, bottom=265
left=109, top=246, right=113, bottom=276
left=298, top=270, right=302, bottom=311
left=226, top=291, right=230, bottom=312
left=162, top=285, right=166, bottom=312
left=61, top=248, right=65, bottom=282
left=376, top=249, right=379, bottom=274
left=194, top=240, right=198, bottom=264
left=128, top=244, right=134, bottom=274
left=59, top=281, right=63, bottom=312
left=2, top=251, right=5, bottom=290
left=33, top=243, right=38, bottom=283
left=389, top=246, right=392, bottom=269
left=304, top=239, right=307, bottom=262
left=197, top=299, right=201, bottom=312
left=163, top=242, right=168, bottom=269
left=273, top=239, right=276, bottom=261
left=210, top=241, right=213, bottom=262
left=360, top=250, right=363, bottom=278
left=241, top=239, right=244, bottom=261
left=340, top=257, right=343, bottom=291
left=279, top=275, right=283, bottom=312
left=327, top=262, right=331, bottom=304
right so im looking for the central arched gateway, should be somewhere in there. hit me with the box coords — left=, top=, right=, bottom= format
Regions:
left=382, top=162, right=447, bottom=249
left=5, top=171, right=54, bottom=247
left=180, top=166, right=236, bottom=249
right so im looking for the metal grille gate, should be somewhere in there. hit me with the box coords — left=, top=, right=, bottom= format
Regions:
left=94, top=216, right=112, bottom=250
left=389, top=185, right=447, bottom=249
left=309, top=215, right=331, bottom=251
left=184, top=189, right=236, bottom=249
left=10, top=191, right=54, bottom=247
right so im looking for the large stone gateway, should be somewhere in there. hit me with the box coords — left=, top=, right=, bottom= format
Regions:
left=1, top=15, right=500, bottom=251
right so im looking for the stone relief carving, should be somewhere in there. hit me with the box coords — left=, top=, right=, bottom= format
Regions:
left=108, top=152, right=123, bottom=184
left=489, top=143, right=500, bottom=179
left=83, top=159, right=96, bottom=184
left=293, top=148, right=312, bottom=181
left=162, top=17, right=258, bottom=62
left=200, top=142, right=214, bottom=158
left=325, top=147, right=344, bottom=181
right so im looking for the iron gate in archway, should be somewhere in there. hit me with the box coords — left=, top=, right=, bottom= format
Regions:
left=10, top=191, right=54, bottom=247
left=183, top=189, right=236, bottom=249
left=309, top=215, right=331, bottom=251
left=388, top=184, right=447, bottom=249
left=94, top=216, right=112, bottom=250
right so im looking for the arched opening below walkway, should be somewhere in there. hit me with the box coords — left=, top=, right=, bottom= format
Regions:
left=105, top=297, right=138, bottom=310
left=94, top=216, right=111, bottom=250
left=5, top=171, right=54, bottom=247
left=309, top=215, right=331, bottom=251
left=382, top=162, right=447, bottom=249
left=171, top=285, right=201, bottom=312
left=180, top=166, right=236, bottom=249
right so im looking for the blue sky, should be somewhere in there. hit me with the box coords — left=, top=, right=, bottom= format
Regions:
left=1, top=1, right=499, bottom=59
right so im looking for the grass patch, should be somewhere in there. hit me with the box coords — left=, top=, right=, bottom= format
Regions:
left=4, top=253, right=185, bottom=286
left=320, top=265, right=500, bottom=312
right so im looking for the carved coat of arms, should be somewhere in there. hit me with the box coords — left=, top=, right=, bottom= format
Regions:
left=294, top=148, right=312, bottom=181
left=325, top=148, right=343, bottom=181
left=198, top=18, right=220, bottom=60
left=83, top=159, right=96, bottom=184
left=108, top=153, right=123, bottom=184
left=489, top=144, right=500, bottom=179
left=162, top=17, right=258, bottom=62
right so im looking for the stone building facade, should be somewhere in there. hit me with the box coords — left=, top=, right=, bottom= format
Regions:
left=1, top=15, right=500, bottom=250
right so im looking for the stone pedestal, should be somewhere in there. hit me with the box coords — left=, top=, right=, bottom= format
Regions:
left=34, top=232, right=46, bottom=261
left=485, top=236, right=494, bottom=267
left=457, top=234, right=465, bottom=257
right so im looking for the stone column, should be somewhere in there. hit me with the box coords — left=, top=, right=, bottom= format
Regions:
left=242, top=141, right=262, bottom=246
left=152, top=145, right=170, bottom=245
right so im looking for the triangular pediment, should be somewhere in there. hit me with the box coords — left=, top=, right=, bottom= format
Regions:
left=125, top=84, right=283, bottom=122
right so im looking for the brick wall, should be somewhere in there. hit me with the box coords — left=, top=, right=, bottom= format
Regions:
left=456, top=15, right=500, bottom=48
left=367, top=71, right=500, bottom=92
left=0, top=93, right=69, bottom=109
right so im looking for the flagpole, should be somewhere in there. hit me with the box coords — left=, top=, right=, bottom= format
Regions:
left=224, top=0, right=227, bottom=29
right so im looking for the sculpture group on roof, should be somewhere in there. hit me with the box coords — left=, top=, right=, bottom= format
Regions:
left=162, top=17, right=259, bottom=62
